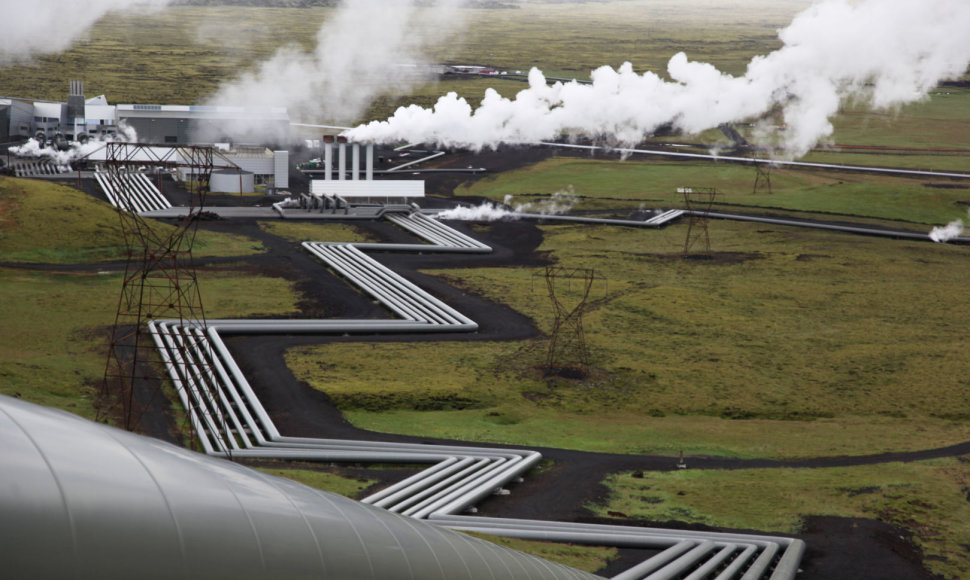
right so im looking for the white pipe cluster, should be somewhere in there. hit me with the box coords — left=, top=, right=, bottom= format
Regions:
left=148, top=211, right=803, bottom=579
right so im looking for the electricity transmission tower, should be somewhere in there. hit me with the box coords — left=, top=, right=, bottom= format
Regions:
left=753, top=164, right=773, bottom=194
left=681, top=186, right=718, bottom=257
left=98, top=143, right=215, bottom=433
left=543, top=266, right=596, bottom=377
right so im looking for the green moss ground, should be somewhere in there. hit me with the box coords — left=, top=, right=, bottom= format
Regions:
left=594, top=458, right=970, bottom=579
left=0, top=178, right=299, bottom=418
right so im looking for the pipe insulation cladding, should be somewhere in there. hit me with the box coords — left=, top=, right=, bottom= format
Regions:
left=0, top=394, right=600, bottom=580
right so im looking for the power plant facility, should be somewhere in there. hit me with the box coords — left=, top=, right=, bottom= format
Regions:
left=0, top=81, right=290, bottom=146
left=7, top=0, right=970, bottom=574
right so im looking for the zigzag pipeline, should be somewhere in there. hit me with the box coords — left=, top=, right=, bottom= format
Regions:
left=150, top=210, right=804, bottom=579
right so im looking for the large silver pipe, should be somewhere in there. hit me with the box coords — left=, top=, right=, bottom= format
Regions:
left=611, top=541, right=698, bottom=580
left=323, top=141, right=332, bottom=181
left=539, top=141, right=970, bottom=180
left=683, top=544, right=738, bottom=580
left=645, top=541, right=718, bottom=580
left=338, top=141, right=346, bottom=180
left=366, top=143, right=374, bottom=181
left=352, top=144, right=360, bottom=181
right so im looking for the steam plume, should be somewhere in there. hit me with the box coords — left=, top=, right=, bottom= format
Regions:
left=437, top=188, right=578, bottom=221
left=8, top=123, right=139, bottom=168
left=348, top=0, right=970, bottom=156
left=0, top=0, right=172, bottom=65
left=199, top=0, right=466, bottom=143
left=929, top=212, right=968, bottom=243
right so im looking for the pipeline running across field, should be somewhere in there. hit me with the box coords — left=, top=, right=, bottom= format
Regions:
left=151, top=209, right=804, bottom=579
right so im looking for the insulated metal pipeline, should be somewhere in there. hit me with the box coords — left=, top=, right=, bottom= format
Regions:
left=147, top=212, right=802, bottom=580
left=703, top=211, right=958, bottom=243
left=308, top=244, right=460, bottom=324
left=539, top=141, right=970, bottom=180
left=385, top=150, right=446, bottom=172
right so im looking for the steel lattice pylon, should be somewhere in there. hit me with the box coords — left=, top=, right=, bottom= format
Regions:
left=544, top=266, right=595, bottom=377
left=681, top=186, right=718, bottom=257
left=98, top=143, right=214, bottom=432
left=753, top=164, right=773, bottom=195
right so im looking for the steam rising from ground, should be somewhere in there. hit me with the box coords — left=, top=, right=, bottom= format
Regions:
left=198, top=0, right=466, bottom=143
left=349, top=0, right=970, bottom=156
left=0, top=0, right=171, bottom=65
left=437, top=188, right=578, bottom=221
left=929, top=211, right=968, bottom=243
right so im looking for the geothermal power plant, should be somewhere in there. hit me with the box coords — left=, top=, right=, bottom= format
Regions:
left=5, top=0, right=970, bottom=576
left=0, top=81, right=818, bottom=579
left=6, top=74, right=970, bottom=579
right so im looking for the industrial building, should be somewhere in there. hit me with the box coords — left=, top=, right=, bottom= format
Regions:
left=0, top=82, right=290, bottom=146
left=117, top=103, right=290, bottom=145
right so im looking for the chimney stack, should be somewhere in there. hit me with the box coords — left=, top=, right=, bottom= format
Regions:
left=323, top=135, right=334, bottom=181
left=337, top=135, right=347, bottom=181
left=352, top=143, right=360, bottom=181
left=366, top=144, right=374, bottom=181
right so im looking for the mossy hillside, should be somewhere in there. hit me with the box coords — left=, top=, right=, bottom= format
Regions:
left=0, top=178, right=299, bottom=419
left=288, top=218, right=970, bottom=458
left=594, top=458, right=970, bottom=580
left=456, top=157, right=970, bottom=225
left=0, top=266, right=300, bottom=418
left=463, top=532, right=618, bottom=575
left=0, top=176, right=265, bottom=263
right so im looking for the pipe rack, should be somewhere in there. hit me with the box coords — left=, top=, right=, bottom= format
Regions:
left=149, top=210, right=803, bottom=580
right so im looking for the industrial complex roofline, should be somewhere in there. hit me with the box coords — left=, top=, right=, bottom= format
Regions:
left=1, top=81, right=291, bottom=146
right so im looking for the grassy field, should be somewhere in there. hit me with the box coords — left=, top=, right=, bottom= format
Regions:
left=290, top=216, right=970, bottom=458
left=254, top=465, right=376, bottom=498
left=594, top=459, right=970, bottom=579
left=464, top=532, right=617, bottom=574
left=0, top=178, right=300, bottom=418
left=258, top=220, right=376, bottom=243
left=457, top=156, right=970, bottom=223
left=0, top=1, right=810, bottom=122
left=5, top=1, right=970, bottom=576
left=0, top=177, right=265, bottom=262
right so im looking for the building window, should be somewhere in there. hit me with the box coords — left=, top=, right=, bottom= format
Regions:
left=164, top=136, right=178, bottom=143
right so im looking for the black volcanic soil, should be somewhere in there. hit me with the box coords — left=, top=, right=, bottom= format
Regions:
left=119, top=145, right=958, bottom=580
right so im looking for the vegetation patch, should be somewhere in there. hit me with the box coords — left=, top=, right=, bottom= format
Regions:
left=0, top=266, right=299, bottom=419
left=253, top=464, right=376, bottom=499
left=462, top=532, right=618, bottom=575
left=593, top=459, right=970, bottom=579
left=0, top=176, right=264, bottom=263
left=456, top=157, right=970, bottom=225
left=296, top=216, right=970, bottom=458
left=258, top=221, right=376, bottom=244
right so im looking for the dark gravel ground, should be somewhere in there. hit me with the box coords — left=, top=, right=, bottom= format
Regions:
left=103, top=145, right=957, bottom=580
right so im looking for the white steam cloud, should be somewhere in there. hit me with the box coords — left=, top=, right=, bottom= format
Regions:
left=199, top=0, right=466, bottom=143
left=348, top=0, right=970, bottom=156
left=929, top=211, right=968, bottom=243
left=0, top=0, right=172, bottom=65
left=437, top=188, right=578, bottom=221
left=8, top=123, right=138, bottom=168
